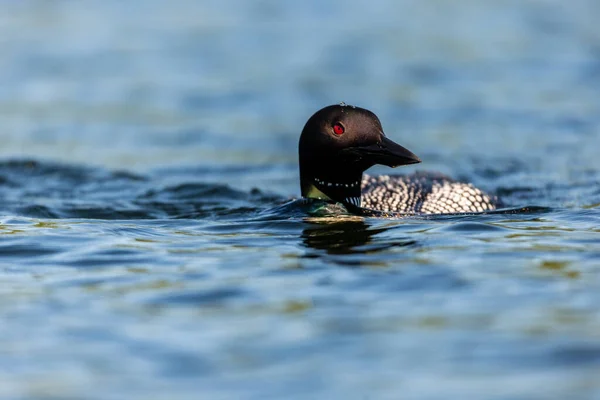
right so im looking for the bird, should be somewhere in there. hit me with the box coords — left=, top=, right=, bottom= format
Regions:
left=298, top=103, right=497, bottom=214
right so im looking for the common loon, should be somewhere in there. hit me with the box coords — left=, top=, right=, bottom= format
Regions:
left=299, top=104, right=497, bottom=214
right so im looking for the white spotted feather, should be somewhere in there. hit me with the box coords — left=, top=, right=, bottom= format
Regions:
left=361, top=172, right=497, bottom=213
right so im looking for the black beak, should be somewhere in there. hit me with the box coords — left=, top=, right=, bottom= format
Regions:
left=343, top=135, right=421, bottom=168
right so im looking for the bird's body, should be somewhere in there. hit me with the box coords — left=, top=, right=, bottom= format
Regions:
left=361, top=172, right=496, bottom=214
left=299, top=104, right=498, bottom=214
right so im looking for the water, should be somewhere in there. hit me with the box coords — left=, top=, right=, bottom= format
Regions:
left=1, top=0, right=600, bottom=399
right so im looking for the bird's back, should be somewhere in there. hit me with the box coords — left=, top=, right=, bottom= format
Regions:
left=361, top=172, right=497, bottom=214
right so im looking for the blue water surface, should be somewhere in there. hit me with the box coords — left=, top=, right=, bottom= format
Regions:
left=1, top=1, right=600, bottom=399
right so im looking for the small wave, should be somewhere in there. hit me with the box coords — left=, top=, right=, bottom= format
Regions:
left=0, top=159, right=284, bottom=220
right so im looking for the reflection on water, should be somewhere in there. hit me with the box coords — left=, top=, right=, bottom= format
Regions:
left=301, top=218, right=417, bottom=257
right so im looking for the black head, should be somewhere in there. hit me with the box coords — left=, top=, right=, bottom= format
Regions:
left=299, top=103, right=421, bottom=207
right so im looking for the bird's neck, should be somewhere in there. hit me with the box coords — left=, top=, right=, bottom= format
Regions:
left=300, top=171, right=363, bottom=207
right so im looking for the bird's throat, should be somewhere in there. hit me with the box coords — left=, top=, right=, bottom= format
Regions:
left=304, top=182, right=332, bottom=201
left=301, top=175, right=363, bottom=207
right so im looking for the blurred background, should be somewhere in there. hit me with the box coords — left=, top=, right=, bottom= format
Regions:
left=1, top=1, right=600, bottom=399
left=2, top=0, right=599, bottom=189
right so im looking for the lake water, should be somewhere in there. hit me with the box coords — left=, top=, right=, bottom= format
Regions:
left=1, top=1, right=600, bottom=399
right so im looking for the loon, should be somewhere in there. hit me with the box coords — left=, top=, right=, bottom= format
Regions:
left=299, top=104, right=497, bottom=214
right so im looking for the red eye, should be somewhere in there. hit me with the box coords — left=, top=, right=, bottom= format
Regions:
left=333, top=123, right=344, bottom=135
